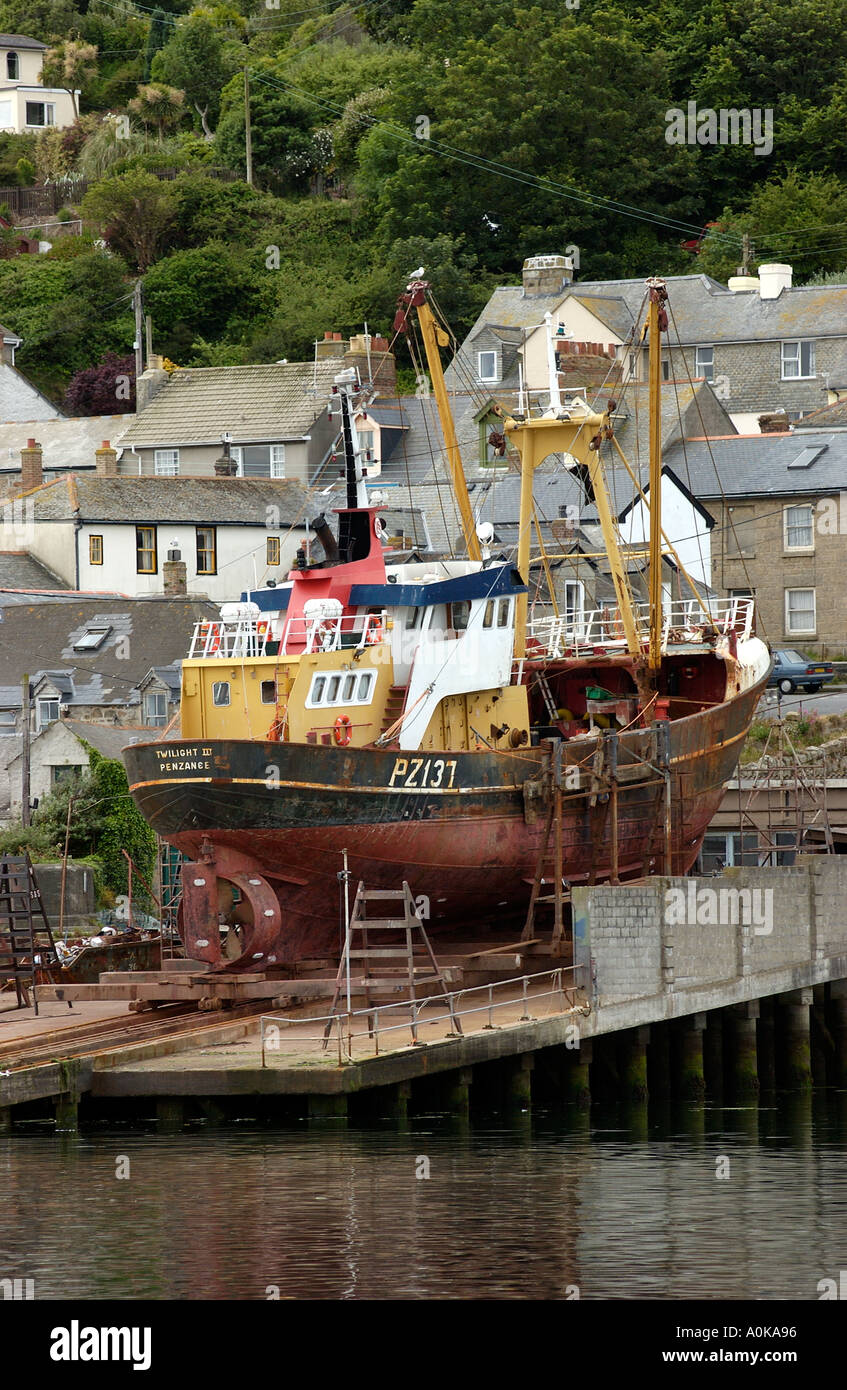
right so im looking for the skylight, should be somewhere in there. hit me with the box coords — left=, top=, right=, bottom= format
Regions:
left=787, top=445, right=827, bottom=470
left=73, top=625, right=112, bottom=651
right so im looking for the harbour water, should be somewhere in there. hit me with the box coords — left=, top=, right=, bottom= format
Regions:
left=1, top=1099, right=845, bottom=1300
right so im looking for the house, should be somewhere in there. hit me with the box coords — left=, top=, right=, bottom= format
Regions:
left=0, top=321, right=64, bottom=423
left=0, top=34, right=79, bottom=133
left=661, top=429, right=847, bottom=652
left=0, top=444, right=311, bottom=599
left=4, top=718, right=160, bottom=823
left=452, top=255, right=847, bottom=432
left=120, top=358, right=347, bottom=484
left=0, top=416, right=130, bottom=498
left=0, top=595, right=218, bottom=820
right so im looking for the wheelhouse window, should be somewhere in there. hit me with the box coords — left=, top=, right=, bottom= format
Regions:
left=143, top=690, right=168, bottom=727
left=89, top=534, right=103, bottom=565
left=25, top=102, right=54, bottom=127
left=781, top=340, right=815, bottom=379
left=154, top=449, right=179, bottom=476
left=196, top=526, right=217, bottom=575
left=497, top=598, right=511, bottom=627
left=260, top=680, right=276, bottom=704
left=212, top=682, right=231, bottom=706
left=306, top=670, right=375, bottom=708
left=695, top=345, right=715, bottom=382
left=450, top=601, right=471, bottom=631
left=783, top=504, right=814, bottom=550
left=136, top=526, right=157, bottom=573
left=267, top=536, right=281, bottom=566
left=477, top=351, right=498, bottom=382
left=785, top=588, right=816, bottom=635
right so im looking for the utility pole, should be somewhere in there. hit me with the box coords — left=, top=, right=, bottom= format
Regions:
left=244, top=67, right=253, bottom=187
left=737, top=232, right=753, bottom=277
left=132, top=279, right=144, bottom=384
left=21, top=674, right=31, bottom=829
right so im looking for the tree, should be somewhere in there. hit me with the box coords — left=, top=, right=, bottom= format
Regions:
left=128, top=82, right=186, bottom=143
left=697, top=171, right=847, bottom=283
left=143, top=7, right=170, bottom=80
left=151, top=13, right=241, bottom=138
left=42, top=40, right=99, bottom=119
left=81, top=168, right=182, bottom=270
left=64, top=352, right=136, bottom=415
left=142, top=240, right=273, bottom=362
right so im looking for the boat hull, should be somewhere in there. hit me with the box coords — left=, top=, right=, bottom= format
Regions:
left=124, top=673, right=767, bottom=963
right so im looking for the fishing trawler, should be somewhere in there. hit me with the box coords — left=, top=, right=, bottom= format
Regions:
left=123, top=277, right=771, bottom=967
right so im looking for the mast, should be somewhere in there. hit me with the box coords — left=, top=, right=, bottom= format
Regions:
left=646, top=278, right=668, bottom=673
left=394, top=279, right=482, bottom=563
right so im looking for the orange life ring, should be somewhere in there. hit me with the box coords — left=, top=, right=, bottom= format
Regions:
left=334, top=715, right=352, bottom=747
left=208, top=622, right=221, bottom=653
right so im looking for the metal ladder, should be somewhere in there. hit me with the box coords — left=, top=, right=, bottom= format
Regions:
left=323, top=881, right=462, bottom=1047
left=0, top=854, right=68, bottom=1016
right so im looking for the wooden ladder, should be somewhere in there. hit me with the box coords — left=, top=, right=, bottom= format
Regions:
left=323, top=881, right=462, bottom=1046
left=0, top=853, right=69, bottom=1017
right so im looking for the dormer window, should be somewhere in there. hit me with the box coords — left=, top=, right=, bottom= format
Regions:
left=37, top=698, right=60, bottom=731
left=7, top=53, right=19, bottom=81
left=477, top=351, right=498, bottom=382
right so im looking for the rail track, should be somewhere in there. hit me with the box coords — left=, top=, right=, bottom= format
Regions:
left=0, top=1000, right=268, bottom=1072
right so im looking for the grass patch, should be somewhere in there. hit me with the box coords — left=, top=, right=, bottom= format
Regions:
left=741, top=710, right=847, bottom=763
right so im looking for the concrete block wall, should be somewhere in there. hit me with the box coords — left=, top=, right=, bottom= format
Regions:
left=574, top=860, right=847, bottom=1009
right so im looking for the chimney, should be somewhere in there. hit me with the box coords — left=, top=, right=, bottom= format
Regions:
left=20, top=438, right=43, bottom=492
left=344, top=336, right=397, bottom=395
left=95, top=439, right=118, bottom=476
left=135, top=364, right=170, bottom=413
left=315, top=331, right=347, bottom=361
left=163, top=544, right=187, bottom=596
left=214, top=437, right=237, bottom=476
left=727, top=275, right=758, bottom=293
left=758, top=263, right=793, bottom=299
left=522, top=253, right=574, bottom=298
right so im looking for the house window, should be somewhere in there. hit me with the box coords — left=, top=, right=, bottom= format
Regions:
left=661, top=357, right=670, bottom=381
left=136, top=526, right=157, bottom=573
left=230, top=446, right=243, bottom=475
left=695, top=346, right=715, bottom=382
left=142, top=690, right=168, bottom=727
left=89, top=534, right=103, bottom=565
left=154, top=449, right=180, bottom=476
left=212, top=681, right=230, bottom=706
left=25, top=102, right=55, bottom=127
left=52, top=765, right=83, bottom=788
left=784, top=504, right=814, bottom=550
left=358, top=430, right=374, bottom=455
left=267, top=536, right=281, bottom=566
left=781, top=341, right=815, bottom=379
left=270, top=445, right=286, bottom=478
left=196, top=526, right=217, bottom=575
left=477, top=351, right=498, bottom=382
left=7, top=52, right=19, bottom=80
left=0, top=710, right=16, bottom=735
left=785, top=588, right=816, bottom=634
left=73, top=625, right=111, bottom=651
left=698, top=832, right=759, bottom=872
left=37, top=698, right=59, bottom=731
left=564, top=582, right=583, bottom=625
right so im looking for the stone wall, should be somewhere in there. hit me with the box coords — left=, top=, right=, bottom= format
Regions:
left=573, top=858, right=844, bottom=1009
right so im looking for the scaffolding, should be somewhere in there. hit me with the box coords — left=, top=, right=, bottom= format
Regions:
left=734, top=716, right=835, bottom=866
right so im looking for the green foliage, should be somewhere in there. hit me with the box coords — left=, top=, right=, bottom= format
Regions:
left=15, top=157, right=35, bottom=186
left=0, top=824, right=60, bottom=857
left=81, top=168, right=183, bottom=270
left=151, top=12, right=241, bottom=135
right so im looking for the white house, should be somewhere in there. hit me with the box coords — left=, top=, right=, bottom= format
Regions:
left=0, top=34, right=79, bottom=134
left=0, top=462, right=311, bottom=601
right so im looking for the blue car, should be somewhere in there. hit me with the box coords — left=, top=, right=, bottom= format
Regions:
left=768, top=649, right=835, bottom=694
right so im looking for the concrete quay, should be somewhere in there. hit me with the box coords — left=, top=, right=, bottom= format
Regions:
left=2, top=858, right=847, bottom=1127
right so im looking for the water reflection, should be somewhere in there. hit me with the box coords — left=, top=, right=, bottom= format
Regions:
left=0, top=1103, right=845, bottom=1300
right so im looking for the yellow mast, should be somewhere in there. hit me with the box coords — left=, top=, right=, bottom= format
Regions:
left=414, top=299, right=482, bottom=563
left=646, top=278, right=667, bottom=672
left=504, top=409, right=641, bottom=660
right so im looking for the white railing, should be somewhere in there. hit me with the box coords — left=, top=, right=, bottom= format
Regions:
left=528, top=597, right=755, bottom=658
left=189, top=619, right=271, bottom=659
left=279, top=609, right=388, bottom=655
left=259, top=966, right=587, bottom=1065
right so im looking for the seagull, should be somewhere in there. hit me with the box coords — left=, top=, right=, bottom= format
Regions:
left=409, top=266, right=425, bottom=279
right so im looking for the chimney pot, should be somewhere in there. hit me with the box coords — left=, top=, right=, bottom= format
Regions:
left=95, top=442, right=118, bottom=476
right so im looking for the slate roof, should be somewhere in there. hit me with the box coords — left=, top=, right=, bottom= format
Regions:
left=23, top=474, right=310, bottom=525
left=120, top=360, right=340, bottom=448
left=662, top=429, right=847, bottom=499
left=0, top=597, right=218, bottom=709
left=62, top=719, right=155, bottom=758
left=0, top=416, right=130, bottom=472
left=0, top=34, right=48, bottom=48
left=794, top=399, right=847, bottom=429
left=0, top=552, right=68, bottom=593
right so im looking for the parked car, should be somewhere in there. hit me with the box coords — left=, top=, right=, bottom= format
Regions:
left=767, top=649, right=835, bottom=694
